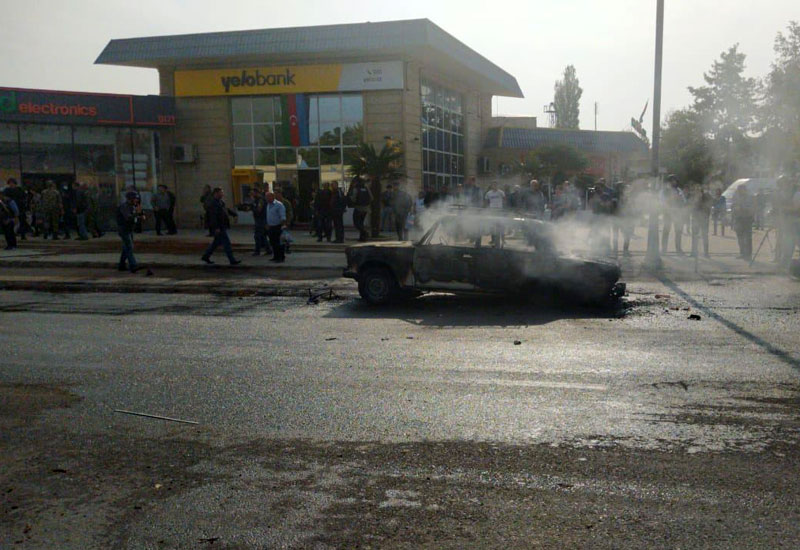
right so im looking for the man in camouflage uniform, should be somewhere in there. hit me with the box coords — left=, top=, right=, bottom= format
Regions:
left=41, top=181, right=63, bottom=240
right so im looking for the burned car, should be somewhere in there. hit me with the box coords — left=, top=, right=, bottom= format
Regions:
left=344, top=213, right=625, bottom=305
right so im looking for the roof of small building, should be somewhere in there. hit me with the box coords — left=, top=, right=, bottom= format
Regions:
left=95, top=19, right=523, bottom=98
left=486, top=127, right=649, bottom=154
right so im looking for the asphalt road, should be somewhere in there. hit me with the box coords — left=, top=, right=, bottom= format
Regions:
left=2, top=277, right=800, bottom=548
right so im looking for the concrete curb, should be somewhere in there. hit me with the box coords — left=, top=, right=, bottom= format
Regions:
left=0, top=279, right=357, bottom=297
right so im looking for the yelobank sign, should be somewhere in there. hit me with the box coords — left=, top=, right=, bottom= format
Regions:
left=174, top=61, right=404, bottom=97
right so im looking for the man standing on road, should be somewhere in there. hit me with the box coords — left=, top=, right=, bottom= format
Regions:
left=661, top=175, right=685, bottom=254
left=381, top=183, right=395, bottom=233
left=523, top=179, right=546, bottom=219
left=330, top=181, right=347, bottom=243
left=116, top=191, right=143, bottom=273
left=166, top=186, right=177, bottom=234
left=75, top=182, right=90, bottom=240
left=484, top=181, right=505, bottom=210
left=4, top=179, right=29, bottom=241
left=712, top=189, right=726, bottom=236
left=41, top=181, right=63, bottom=240
left=250, top=188, right=270, bottom=256
left=392, top=181, right=413, bottom=241
left=0, top=191, right=19, bottom=250
left=265, top=191, right=287, bottom=263
left=690, top=184, right=713, bottom=258
left=314, top=182, right=332, bottom=242
left=732, top=184, right=755, bottom=260
left=152, top=185, right=174, bottom=236
left=201, top=188, right=241, bottom=266
left=349, top=177, right=372, bottom=242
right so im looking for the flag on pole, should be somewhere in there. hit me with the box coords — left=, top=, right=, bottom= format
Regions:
left=280, top=94, right=309, bottom=147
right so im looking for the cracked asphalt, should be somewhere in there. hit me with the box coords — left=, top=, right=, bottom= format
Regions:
left=1, top=275, right=800, bottom=548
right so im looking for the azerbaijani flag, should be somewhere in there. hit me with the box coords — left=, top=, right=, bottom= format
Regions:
left=280, top=94, right=309, bottom=147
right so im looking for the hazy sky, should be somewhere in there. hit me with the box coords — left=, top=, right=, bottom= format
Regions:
left=2, top=0, right=796, bottom=136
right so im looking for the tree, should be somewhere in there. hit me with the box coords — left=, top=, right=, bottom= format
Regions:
left=524, top=144, right=588, bottom=184
left=553, top=65, right=583, bottom=129
left=660, top=109, right=714, bottom=184
left=761, top=21, right=800, bottom=173
left=688, top=44, right=758, bottom=181
left=347, top=142, right=403, bottom=237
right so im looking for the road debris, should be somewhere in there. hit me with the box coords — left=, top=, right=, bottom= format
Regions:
left=145, top=269, right=154, bottom=277
left=655, top=294, right=671, bottom=299
left=307, top=287, right=338, bottom=305
left=198, top=537, right=220, bottom=544
left=114, top=409, right=198, bottom=425
left=325, top=337, right=338, bottom=341
left=688, top=314, right=702, bottom=321
left=514, top=340, right=522, bottom=345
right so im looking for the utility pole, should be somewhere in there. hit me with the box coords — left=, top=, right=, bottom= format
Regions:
left=594, top=102, right=598, bottom=131
left=644, top=0, right=664, bottom=269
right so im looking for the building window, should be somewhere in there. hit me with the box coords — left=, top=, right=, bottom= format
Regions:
left=421, top=79, right=464, bottom=191
left=231, top=93, right=363, bottom=187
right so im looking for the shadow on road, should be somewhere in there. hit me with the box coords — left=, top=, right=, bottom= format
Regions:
left=324, top=293, right=625, bottom=327
left=657, top=274, right=800, bottom=373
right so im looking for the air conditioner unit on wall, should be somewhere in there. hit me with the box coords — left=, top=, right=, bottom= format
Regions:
left=172, top=144, right=196, bottom=163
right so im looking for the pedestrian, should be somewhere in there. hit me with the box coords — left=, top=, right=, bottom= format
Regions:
left=775, top=175, right=799, bottom=267
left=201, top=188, right=241, bottom=265
left=61, top=182, right=78, bottom=239
left=314, top=182, right=332, bottom=242
left=711, top=189, right=726, bottom=236
left=392, top=181, right=413, bottom=240
left=265, top=191, right=287, bottom=263
left=0, top=191, right=19, bottom=250
left=29, top=190, right=43, bottom=237
left=278, top=191, right=294, bottom=229
left=75, top=182, right=90, bottom=240
left=152, top=185, right=173, bottom=236
left=116, top=191, right=143, bottom=272
left=250, top=188, right=270, bottom=256
left=348, top=177, right=372, bottom=242
left=41, top=181, right=63, bottom=240
left=85, top=184, right=103, bottom=238
left=166, top=186, right=177, bottom=234
left=200, top=184, right=213, bottom=236
left=732, top=184, right=755, bottom=260
left=589, top=178, right=618, bottom=254
left=524, top=179, right=546, bottom=219
left=330, top=181, right=347, bottom=243
left=381, top=183, right=395, bottom=232
left=755, top=189, right=767, bottom=230
left=690, top=184, right=713, bottom=258
left=4, top=179, right=29, bottom=240
left=613, top=181, right=636, bottom=255
left=484, top=181, right=505, bottom=210
left=661, top=175, right=685, bottom=254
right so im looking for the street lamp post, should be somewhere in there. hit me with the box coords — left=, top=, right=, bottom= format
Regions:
left=645, top=0, right=665, bottom=269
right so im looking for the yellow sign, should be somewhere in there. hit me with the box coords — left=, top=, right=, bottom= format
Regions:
left=174, top=62, right=404, bottom=97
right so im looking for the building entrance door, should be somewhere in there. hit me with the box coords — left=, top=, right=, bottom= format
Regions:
left=276, top=168, right=319, bottom=224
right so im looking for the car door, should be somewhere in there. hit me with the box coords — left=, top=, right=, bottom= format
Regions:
left=413, top=244, right=477, bottom=290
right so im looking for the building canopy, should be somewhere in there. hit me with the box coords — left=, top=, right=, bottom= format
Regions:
left=95, top=19, right=523, bottom=98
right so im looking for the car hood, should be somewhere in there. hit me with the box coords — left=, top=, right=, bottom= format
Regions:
left=346, top=241, right=415, bottom=250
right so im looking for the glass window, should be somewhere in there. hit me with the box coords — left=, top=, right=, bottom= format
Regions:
left=342, top=122, right=362, bottom=146
left=297, top=148, right=319, bottom=168
left=234, top=148, right=253, bottom=167
left=255, top=149, right=275, bottom=167
left=320, top=147, right=341, bottom=167
left=275, top=148, right=295, bottom=166
left=341, top=95, right=363, bottom=121
left=318, top=122, right=341, bottom=146
left=421, top=79, right=465, bottom=189
left=233, top=125, right=253, bottom=148
left=253, top=125, right=274, bottom=148
left=231, top=98, right=251, bottom=124
left=252, top=97, right=274, bottom=123
left=20, top=124, right=73, bottom=173
left=318, top=96, right=340, bottom=122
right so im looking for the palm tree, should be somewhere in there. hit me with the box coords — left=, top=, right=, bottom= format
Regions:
left=347, top=142, right=403, bottom=237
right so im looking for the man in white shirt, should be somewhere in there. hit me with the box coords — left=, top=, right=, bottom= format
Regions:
left=485, top=182, right=505, bottom=209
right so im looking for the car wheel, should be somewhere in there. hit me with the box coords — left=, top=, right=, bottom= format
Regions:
left=358, top=267, right=398, bottom=305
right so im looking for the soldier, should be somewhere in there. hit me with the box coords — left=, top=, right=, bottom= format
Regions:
left=86, top=184, right=103, bottom=238
left=41, top=181, right=63, bottom=240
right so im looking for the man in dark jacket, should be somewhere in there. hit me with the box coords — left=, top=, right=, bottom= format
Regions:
left=4, top=179, right=28, bottom=240
left=61, top=182, right=78, bottom=239
left=330, top=181, right=347, bottom=243
left=392, top=182, right=413, bottom=240
left=201, top=188, right=241, bottom=265
left=75, top=183, right=90, bottom=240
left=314, top=183, right=332, bottom=242
left=116, top=191, right=143, bottom=272
left=250, top=188, right=271, bottom=256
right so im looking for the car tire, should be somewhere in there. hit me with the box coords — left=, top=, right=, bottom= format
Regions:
left=358, top=267, right=398, bottom=305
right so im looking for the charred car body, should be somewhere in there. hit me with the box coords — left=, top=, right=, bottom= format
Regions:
left=344, top=212, right=625, bottom=305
